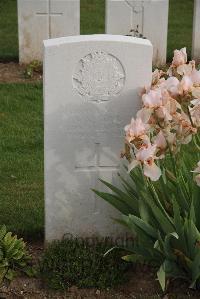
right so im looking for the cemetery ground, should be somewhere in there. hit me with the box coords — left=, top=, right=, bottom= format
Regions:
left=0, top=0, right=199, bottom=298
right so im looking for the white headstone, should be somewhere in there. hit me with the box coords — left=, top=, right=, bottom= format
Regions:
left=17, top=0, right=80, bottom=63
left=106, top=0, right=169, bottom=66
left=44, top=35, right=152, bottom=241
left=192, top=0, right=200, bottom=62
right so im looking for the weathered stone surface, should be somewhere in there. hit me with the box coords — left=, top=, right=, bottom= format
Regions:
left=106, top=0, right=169, bottom=66
left=44, top=35, right=152, bottom=241
left=192, top=0, right=200, bottom=62
left=17, top=0, right=80, bottom=63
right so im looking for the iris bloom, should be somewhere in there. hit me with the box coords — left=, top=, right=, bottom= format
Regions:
left=124, top=117, right=149, bottom=143
left=172, top=47, right=187, bottom=67
left=128, top=143, right=161, bottom=181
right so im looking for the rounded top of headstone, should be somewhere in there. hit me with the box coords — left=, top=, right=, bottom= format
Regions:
left=43, top=34, right=152, bottom=48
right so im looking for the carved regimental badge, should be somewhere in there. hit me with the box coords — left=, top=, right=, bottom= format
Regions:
left=73, top=51, right=125, bottom=102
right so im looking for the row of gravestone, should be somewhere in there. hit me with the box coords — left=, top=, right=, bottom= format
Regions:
left=18, top=0, right=200, bottom=66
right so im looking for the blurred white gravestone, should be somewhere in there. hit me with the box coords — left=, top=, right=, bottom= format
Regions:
left=17, top=0, right=80, bottom=63
left=192, top=0, right=200, bottom=62
left=106, top=0, right=169, bottom=66
left=44, top=35, right=152, bottom=241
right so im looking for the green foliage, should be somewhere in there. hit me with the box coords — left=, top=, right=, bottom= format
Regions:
left=23, top=60, right=43, bottom=79
left=40, top=238, right=129, bottom=290
left=94, top=137, right=200, bottom=291
left=0, top=225, right=32, bottom=283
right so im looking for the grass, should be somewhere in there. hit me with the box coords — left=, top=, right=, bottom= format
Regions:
left=0, top=0, right=18, bottom=61
left=80, top=0, right=105, bottom=34
left=0, top=0, right=195, bottom=62
left=0, top=83, right=44, bottom=239
left=40, top=238, right=129, bottom=290
left=167, top=0, right=194, bottom=60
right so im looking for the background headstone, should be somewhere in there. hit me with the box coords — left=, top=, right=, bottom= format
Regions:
left=44, top=35, right=152, bottom=241
left=106, top=0, right=169, bottom=66
left=18, top=0, right=80, bottom=63
left=192, top=0, right=200, bottom=62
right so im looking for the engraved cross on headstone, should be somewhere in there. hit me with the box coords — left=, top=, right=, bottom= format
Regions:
left=36, top=0, right=63, bottom=38
left=74, top=142, right=119, bottom=212
left=75, top=143, right=119, bottom=173
left=125, top=0, right=144, bottom=36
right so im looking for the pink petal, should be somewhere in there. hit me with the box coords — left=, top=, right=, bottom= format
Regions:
left=143, top=163, right=162, bottom=181
left=154, top=131, right=167, bottom=149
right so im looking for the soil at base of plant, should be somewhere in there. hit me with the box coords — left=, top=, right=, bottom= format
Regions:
left=0, top=242, right=199, bottom=299
left=0, top=62, right=42, bottom=83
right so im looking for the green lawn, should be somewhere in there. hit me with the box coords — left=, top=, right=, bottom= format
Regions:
left=168, top=0, right=194, bottom=60
left=80, top=0, right=105, bottom=34
left=0, top=0, right=194, bottom=61
left=0, top=0, right=18, bottom=61
left=0, top=83, right=44, bottom=239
